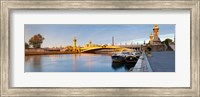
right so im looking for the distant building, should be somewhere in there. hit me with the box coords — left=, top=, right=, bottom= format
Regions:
left=25, top=48, right=46, bottom=53
left=84, top=40, right=101, bottom=48
left=112, top=36, right=114, bottom=46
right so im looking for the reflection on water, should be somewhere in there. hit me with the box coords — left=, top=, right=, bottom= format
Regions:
left=25, top=54, right=136, bottom=72
left=111, top=62, right=124, bottom=71
left=112, top=62, right=136, bottom=71
left=72, top=54, right=77, bottom=71
left=25, top=55, right=42, bottom=72
left=124, top=63, right=136, bottom=71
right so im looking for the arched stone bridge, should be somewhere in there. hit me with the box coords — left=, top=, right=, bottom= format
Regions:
left=60, top=45, right=142, bottom=53
left=81, top=46, right=133, bottom=53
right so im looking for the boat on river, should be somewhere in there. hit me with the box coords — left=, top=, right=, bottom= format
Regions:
left=124, top=52, right=141, bottom=63
left=111, top=51, right=141, bottom=63
left=111, top=51, right=129, bottom=62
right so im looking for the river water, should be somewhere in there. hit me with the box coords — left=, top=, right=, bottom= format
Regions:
left=25, top=54, right=136, bottom=72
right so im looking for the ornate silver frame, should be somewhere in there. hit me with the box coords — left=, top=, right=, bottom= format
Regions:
left=1, top=0, right=199, bottom=96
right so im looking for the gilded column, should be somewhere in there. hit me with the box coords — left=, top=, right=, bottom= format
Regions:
left=149, top=32, right=154, bottom=45
left=73, top=36, right=77, bottom=52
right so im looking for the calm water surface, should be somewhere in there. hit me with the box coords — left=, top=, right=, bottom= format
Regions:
left=25, top=54, right=136, bottom=72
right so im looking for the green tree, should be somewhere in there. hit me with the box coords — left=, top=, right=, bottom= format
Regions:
left=163, top=38, right=172, bottom=46
left=29, top=34, right=45, bottom=48
left=25, top=42, right=29, bottom=49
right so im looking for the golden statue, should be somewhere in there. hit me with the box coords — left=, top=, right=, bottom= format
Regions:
left=150, top=33, right=153, bottom=41
left=73, top=36, right=77, bottom=48
left=72, top=36, right=77, bottom=52
left=153, top=24, right=159, bottom=37
left=149, top=32, right=154, bottom=44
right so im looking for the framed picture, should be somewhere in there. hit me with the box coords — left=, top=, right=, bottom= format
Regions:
left=1, top=0, right=199, bottom=96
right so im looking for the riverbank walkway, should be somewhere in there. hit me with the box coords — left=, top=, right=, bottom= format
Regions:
left=131, top=51, right=175, bottom=72
left=147, top=51, right=175, bottom=72
left=131, top=52, right=152, bottom=72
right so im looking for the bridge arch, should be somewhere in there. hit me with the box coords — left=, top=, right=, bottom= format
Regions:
left=81, top=46, right=132, bottom=53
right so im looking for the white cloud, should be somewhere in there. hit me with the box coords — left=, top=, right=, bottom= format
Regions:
left=120, top=33, right=174, bottom=45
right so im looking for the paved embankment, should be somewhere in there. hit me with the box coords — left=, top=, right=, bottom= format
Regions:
left=147, top=51, right=175, bottom=72
left=169, top=44, right=175, bottom=51
left=25, top=52, right=73, bottom=55
left=131, top=52, right=152, bottom=72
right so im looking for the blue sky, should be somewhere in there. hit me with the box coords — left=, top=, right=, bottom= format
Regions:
left=25, top=24, right=175, bottom=48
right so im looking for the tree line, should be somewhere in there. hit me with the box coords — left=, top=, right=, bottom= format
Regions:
left=25, top=34, right=45, bottom=49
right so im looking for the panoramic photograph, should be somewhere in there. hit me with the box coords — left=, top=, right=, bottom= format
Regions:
left=25, top=24, right=175, bottom=72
